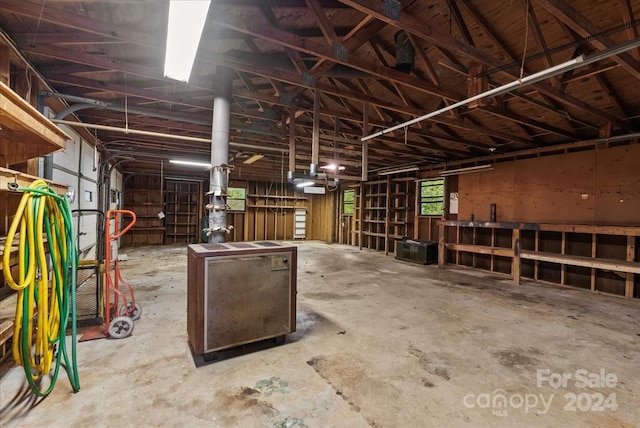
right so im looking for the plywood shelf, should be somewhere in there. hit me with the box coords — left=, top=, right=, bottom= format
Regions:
left=439, top=221, right=639, bottom=299
left=0, top=81, right=68, bottom=166
left=248, top=194, right=307, bottom=200
left=354, top=177, right=416, bottom=254
left=0, top=167, right=68, bottom=195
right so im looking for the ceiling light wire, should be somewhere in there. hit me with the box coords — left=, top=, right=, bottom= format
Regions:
left=520, top=0, right=530, bottom=81
left=124, top=70, right=129, bottom=133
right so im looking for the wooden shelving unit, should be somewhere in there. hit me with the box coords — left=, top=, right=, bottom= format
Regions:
left=121, top=175, right=165, bottom=246
left=355, top=177, right=416, bottom=255
left=164, top=179, right=202, bottom=244
left=241, top=182, right=309, bottom=241
left=438, top=220, right=640, bottom=299
left=0, top=81, right=68, bottom=166
left=0, top=81, right=69, bottom=358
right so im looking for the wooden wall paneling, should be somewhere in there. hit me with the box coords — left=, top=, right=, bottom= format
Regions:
left=457, top=145, right=640, bottom=226
left=243, top=211, right=250, bottom=241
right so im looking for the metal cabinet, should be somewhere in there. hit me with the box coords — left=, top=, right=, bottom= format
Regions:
left=187, top=241, right=297, bottom=357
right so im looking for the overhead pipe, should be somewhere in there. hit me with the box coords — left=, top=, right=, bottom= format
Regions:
left=50, top=94, right=283, bottom=137
left=50, top=119, right=287, bottom=153
left=362, top=38, right=640, bottom=142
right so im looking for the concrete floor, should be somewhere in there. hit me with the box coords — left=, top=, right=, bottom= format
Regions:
left=1, top=241, right=639, bottom=427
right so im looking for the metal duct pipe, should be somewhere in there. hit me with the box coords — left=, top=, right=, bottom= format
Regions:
left=55, top=102, right=210, bottom=126
left=208, top=66, right=233, bottom=243
left=51, top=120, right=287, bottom=154
left=395, top=30, right=415, bottom=73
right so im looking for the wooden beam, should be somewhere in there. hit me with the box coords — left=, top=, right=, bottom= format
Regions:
left=362, top=102, right=369, bottom=181
left=2, top=0, right=159, bottom=49
left=208, top=7, right=461, bottom=102
left=620, top=0, right=640, bottom=61
left=535, top=0, right=640, bottom=80
left=338, top=0, right=629, bottom=130
left=305, top=0, right=341, bottom=45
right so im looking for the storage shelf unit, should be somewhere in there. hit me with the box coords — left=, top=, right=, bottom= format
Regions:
left=165, top=179, right=202, bottom=244
left=438, top=220, right=640, bottom=299
left=242, top=182, right=309, bottom=241
left=353, top=177, right=415, bottom=255
left=0, top=80, right=69, bottom=359
left=121, top=175, right=165, bottom=246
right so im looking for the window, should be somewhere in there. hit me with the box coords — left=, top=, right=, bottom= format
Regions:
left=342, top=189, right=355, bottom=215
left=227, top=187, right=246, bottom=212
left=420, top=179, right=444, bottom=215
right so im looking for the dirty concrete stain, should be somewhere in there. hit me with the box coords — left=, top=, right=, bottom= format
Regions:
left=212, top=387, right=278, bottom=425
left=493, top=348, right=539, bottom=369
left=408, top=345, right=452, bottom=381
left=423, top=380, right=436, bottom=388
left=255, top=377, right=291, bottom=396
left=304, top=292, right=362, bottom=301
left=272, top=416, right=308, bottom=428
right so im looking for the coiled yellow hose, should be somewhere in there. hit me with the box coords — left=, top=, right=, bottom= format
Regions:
left=2, top=180, right=80, bottom=395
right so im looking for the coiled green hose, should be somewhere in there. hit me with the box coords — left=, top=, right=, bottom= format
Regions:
left=2, top=180, right=80, bottom=396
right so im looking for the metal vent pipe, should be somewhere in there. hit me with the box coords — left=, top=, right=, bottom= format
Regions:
left=208, top=66, right=233, bottom=243
left=395, top=30, right=415, bottom=73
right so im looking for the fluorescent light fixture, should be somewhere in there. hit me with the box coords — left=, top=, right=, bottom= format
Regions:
left=169, top=159, right=211, bottom=168
left=320, top=164, right=346, bottom=171
left=362, top=37, right=640, bottom=142
left=243, top=154, right=264, bottom=164
left=439, top=164, right=493, bottom=177
left=164, top=0, right=211, bottom=82
left=296, top=180, right=315, bottom=188
left=378, top=165, right=419, bottom=176
left=304, top=186, right=326, bottom=194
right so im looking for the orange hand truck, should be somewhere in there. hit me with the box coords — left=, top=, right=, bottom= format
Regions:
left=104, top=209, right=141, bottom=338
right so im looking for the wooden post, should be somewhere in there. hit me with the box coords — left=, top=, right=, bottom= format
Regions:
left=358, top=182, right=364, bottom=250
left=590, top=233, right=597, bottom=291
left=438, top=222, right=446, bottom=268
left=384, top=176, right=390, bottom=256
left=490, top=227, right=495, bottom=271
left=560, top=231, right=567, bottom=286
left=288, top=106, right=296, bottom=173
left=534, top=230, right=540, bottom=280
left=512, top=228, right=521, bottom=285
left=453, top=226, right=459, bottom=265
left=312, top=91, right=320, bottom=168
left=0, top=44, right=10, bottom=86
left=413, top=180, right=419, bottom=239
left=626, top=235, right=635, bottom=298
left=361, top=103, right=369, bottom=181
